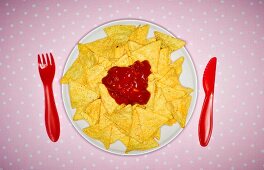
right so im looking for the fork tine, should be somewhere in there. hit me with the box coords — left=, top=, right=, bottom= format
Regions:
left=46, top=53, right=51, bottom=65
left=50, top=53, right=55, bottom=65
left=38, top=54, right=41, bottom=64
left=42, top=54, right=46, bottom=65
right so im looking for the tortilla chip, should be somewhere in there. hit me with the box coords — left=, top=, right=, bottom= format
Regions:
left=84, top=34, right=129, bottom=59
left=61, top=57, right=85, bottom=84
left=126, top=137, right=158, bottom=153
left=114, top=54, right=131, bottom=67
left=107, top=105, right=133, bottom=135
left=153, top=87, right=173, bottom=120
left=171, top=95, right=192, bottom=128
left=147, top=37, right=156, bottom=44
left=69, top=81, right=99, bottom=108
left=154, top=31, right=185, bottom=52
left=81, top=99, right=101, bottom=126
left=73, top=108, right=84, bottom=121
left=158, top=48, right=171, bottom=73
left=86, top=65, right=106, bottom=83
left=135, top=107, right=167, bottom=140
left=129, top=25, right=150, bottom=45
left=128, top=41, right=143, bottom=52
left=115, top=45, right=127, bottom=59
left=158, top=84, right=191, bottom=101
left=131, top=41, right=161, bottom=73
left=99, top=84, right=118, bottom=113
left=104, top=25, right=136, bottom=36
left=146, top=80, right=156, bottom=108
left=153, top=128, right=161, bottom=140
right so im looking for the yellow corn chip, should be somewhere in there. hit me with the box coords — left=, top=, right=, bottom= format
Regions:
left=73, top=108, right=84, bottom=121
left=129, top=25, right=150, bottom=45
left=104, top=25, right=136, bottom=36
left=158, top=48, right=171, bottom=73
left=128, top=40, right=143, bottom=52
left=99, top=84, right=118, bottom=113
left=126, top=137, right=158, bottom=153
left=146, top=37, right=156, bottom=44
left=106, top=105, right=133, bottom=135
left=153, top=87, right=173, bottom=120
left=114, top=54, right=132, bottom=67
left=69, top=81, right=99, bottom=108
left=135, top=107, right=168, bottom=140
left=81, top=99, right=101, bottom=126
left=153, top=128, right=161, bottom=140
left=171, top=95, right=192, bottom=128
left=154, top=31, right=185, bottom=52
left=131, top=41, right=161, bottom=73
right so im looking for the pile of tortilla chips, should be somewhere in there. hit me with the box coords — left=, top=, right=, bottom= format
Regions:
left=61, top=24, right=193, bottom=153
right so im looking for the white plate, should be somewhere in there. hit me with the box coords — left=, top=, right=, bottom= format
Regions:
left=62, top=19, right=198, bottom=155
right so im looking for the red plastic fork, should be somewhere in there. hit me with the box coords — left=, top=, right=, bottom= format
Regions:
left=38, top=53, right=60, bottom=142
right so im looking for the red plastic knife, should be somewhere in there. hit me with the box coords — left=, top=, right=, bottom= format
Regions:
left=198, top=57, right=217, bottom=147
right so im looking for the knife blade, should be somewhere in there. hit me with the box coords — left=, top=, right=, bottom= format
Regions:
left=198, top=57, right=217, bottom=147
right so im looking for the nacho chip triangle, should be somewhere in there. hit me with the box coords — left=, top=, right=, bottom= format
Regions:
left=166, top=117, right=177, bottom=126
left=69, top=81, right=99, bottom=109
left=73, top=99, right=101, bottom=125
left=86, top=65, right=106, bottom=82
left=131, top=40, right=161, bottom=73
left=125, top=136, right=158, bottom=153
left=145, top=80, right=156, bottom=109
left=110, top=126, right=130, bottom=144
left=128, top=40, right=143, bottom=52
left=83, top=103, right=130, bottom=147
left=158, top=47, right=171, bottom=73
left=72, top=108, right=84, bottom=121
left=78, top=44, right=97, bottom=64
left=172, top=56, right=184, bottom=76
left=128, top=106, right=143, bottom=141
left=114, top=54, right=131, bottom=67
left=84, top=34, right=129, bottom=59
left=153, top=128, right=161, bottom=140
left=104, top=25, right=136, bottom=36
left=157, top=83, right=192, bottom=102
left=154, top=31, right=186, bottom=52
left=157, top=67, right=180, bottom=87
left=135, top=107, right=168, bottom=140
left=83, top=124, right=112, bottom=149
left=170, top=95, right=192, bottom=128
left=106, top=105, right=133, bottom=135
left=129, top=24, right=150, bottom=45
left=81, top=99, right=101, bottom=126
left=61, top=45, right=98, bottom=84
left=82, top=105, right=113, bottom=149
left=114, top=45, right=127, bottom=59
left=146, top=37, right=156, bottom=44
left=99, top=84, right=118, bottom=113
left=60, top=56, right=86, bottom=84
left=153, top=87, right=173, bottom=120
left=97, top=56, right=112, bottom=69
left=154, top=57, right=184, bottom=88
left=84, top=66, right=107, bottom=95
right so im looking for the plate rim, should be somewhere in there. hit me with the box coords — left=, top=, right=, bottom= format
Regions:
left=61, top=19, right=198, bottom=156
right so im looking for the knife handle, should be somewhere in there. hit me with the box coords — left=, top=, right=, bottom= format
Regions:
left=198, top=93, right=214, bottom=147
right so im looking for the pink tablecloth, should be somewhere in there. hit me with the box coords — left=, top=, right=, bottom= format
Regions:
left=1, top=0, right=264, bottom=169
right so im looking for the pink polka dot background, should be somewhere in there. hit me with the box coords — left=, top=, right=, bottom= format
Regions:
left=0, top=0, right=264, bottom=169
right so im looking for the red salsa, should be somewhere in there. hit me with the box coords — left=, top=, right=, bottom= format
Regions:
left=102, top=60, right=151, bottom=105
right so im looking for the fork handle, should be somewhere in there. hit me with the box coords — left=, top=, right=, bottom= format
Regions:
left=44, top=83, right=60, bottom=142
left=198, top=93, right=214, bottom=147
